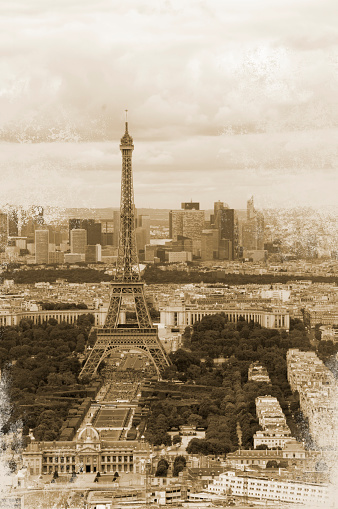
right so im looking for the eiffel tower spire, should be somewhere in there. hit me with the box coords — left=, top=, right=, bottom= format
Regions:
left=115, top=117, right=139, bottom=282
left=80, top=116, right=170, bottom=378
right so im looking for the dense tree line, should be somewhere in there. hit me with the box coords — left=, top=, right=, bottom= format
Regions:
left=0, top=315, right=95, bottom=440
left=143, top=265, right=338, bottom=285
left=1, top=268, right=112, bottom=284
left=144, top=317, right=313, bottom=454
left=2, top=265, right=338, bottom=285
left=39, top=302, right=88, bottom=310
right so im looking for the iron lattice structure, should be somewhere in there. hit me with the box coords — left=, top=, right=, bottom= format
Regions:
left=80, top=121, right=170, bottom=378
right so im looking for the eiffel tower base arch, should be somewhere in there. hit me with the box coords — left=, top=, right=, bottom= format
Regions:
left=79, top=327, right=170, bottom=379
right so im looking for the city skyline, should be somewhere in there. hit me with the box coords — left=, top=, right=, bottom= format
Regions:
left=0, top=0, right=337, bottom=211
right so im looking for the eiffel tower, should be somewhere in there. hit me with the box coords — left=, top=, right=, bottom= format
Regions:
left=80, top=115, right=171, bottom=378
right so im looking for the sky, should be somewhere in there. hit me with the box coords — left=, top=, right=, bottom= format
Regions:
left=0, top=0, right=337, bottom=211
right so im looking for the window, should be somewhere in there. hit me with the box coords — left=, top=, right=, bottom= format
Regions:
left=118, top=456, right=122, bottom=463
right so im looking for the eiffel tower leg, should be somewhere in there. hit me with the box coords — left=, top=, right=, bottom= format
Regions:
left=104, top=287, right=123, bottom=327
left=79, top=333, right=110, bottom=378
left=133, top=287, right=152, bottom=328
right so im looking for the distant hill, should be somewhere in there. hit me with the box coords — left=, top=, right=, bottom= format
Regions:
left=57, top=207, right=247, bottom=225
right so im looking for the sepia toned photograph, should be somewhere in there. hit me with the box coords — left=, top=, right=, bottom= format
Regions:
left=0, top=1, right=337, bottom=507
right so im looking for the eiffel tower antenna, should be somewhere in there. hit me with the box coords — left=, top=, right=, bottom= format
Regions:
left=80, top=115, right=170, bottom=378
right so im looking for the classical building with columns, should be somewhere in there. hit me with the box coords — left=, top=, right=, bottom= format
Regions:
left=0, top=308, right=108, bottom=327
left=160, top=303, right=290, bottom=330
left=22, top=424, right=151, bottom=476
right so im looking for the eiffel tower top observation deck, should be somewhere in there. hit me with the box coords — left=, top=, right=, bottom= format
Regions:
left=116, top=115, right=140, bottom=282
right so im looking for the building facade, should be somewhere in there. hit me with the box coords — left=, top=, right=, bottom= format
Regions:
left=35, top=229, right=49, bottom=264
left=0, top=308, right=107, bottom=327
left=22, top=424, right=151, bottom=476
left=206, top=470, right=329, bottom=506
left=160, top=303, right=290, bottom=330
left=287, top=349, right=338, bottom=449
left=70, top=229, right=87, bottom=255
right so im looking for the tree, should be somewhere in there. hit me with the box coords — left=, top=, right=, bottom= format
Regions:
left=170, top=349, right=200, bottom=372
left=173, top=455, right=186, bottom=476
left=155, top=459, right=169, bottom=477
left=75, top=333, right=86, bottom=353
left=266, top=460, right=278, bottom=469
left=172, top=435, right=182, bottom=445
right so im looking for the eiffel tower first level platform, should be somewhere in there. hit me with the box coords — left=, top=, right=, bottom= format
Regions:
left=79, top=326, right=170, bottom=378
left=104, top=282, right=152, bottom=329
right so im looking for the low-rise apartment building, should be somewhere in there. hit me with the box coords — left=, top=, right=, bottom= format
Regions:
left=206, top=470, right=330, bottom=506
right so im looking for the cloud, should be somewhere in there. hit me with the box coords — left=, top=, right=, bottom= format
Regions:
left=0, top=0, right=336, bottom=209
left=0, top=0, right=336, bottom=141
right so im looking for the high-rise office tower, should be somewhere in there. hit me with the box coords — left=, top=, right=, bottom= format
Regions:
left=135, top=227, right=147, bottom=252
left=169, top=204, right=205, bottom=241
left=137, top=215, right=151, bottom=245
left=201, top=229, right=219, bottom=261
left=85, top=244, right=102, bottom=263
left=69, top=219, right=101, bottom=246
left=242, top=197, right=265, bottom=251
left=70, top=229, right=87, bottom=254
left=100, top=219, right=114, bottom=246
left=217, top=208, right=235, bottom=260
left=210, top=200, right=226, bottom=226
left=212, top=202, right=237, bottom=260
left=35, top=229, right=49, bottom=264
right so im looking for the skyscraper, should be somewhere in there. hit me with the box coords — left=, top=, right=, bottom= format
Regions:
left=35, top=229, right=49, bottom=264
left=201, top=229, right=219, bottom=261
left=85, top=244, right=102, bottom=263
left=100, top=219, right=115, bottom=246
left=169, top=204, right=205, bottom=241
left=70, top=229, right=87, bottom=254
left=242, top=197, right=265, bottom=251
left=217, top=208, right=235, bottom=260
left=69, top=219, right=101, bottom=246
left=212, top=202, right=237, bottom=260
left=137, top=215, right=151, bottom=245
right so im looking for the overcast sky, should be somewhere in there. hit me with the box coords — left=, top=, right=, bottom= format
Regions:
left=0, top=0, right=337, bottom=211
